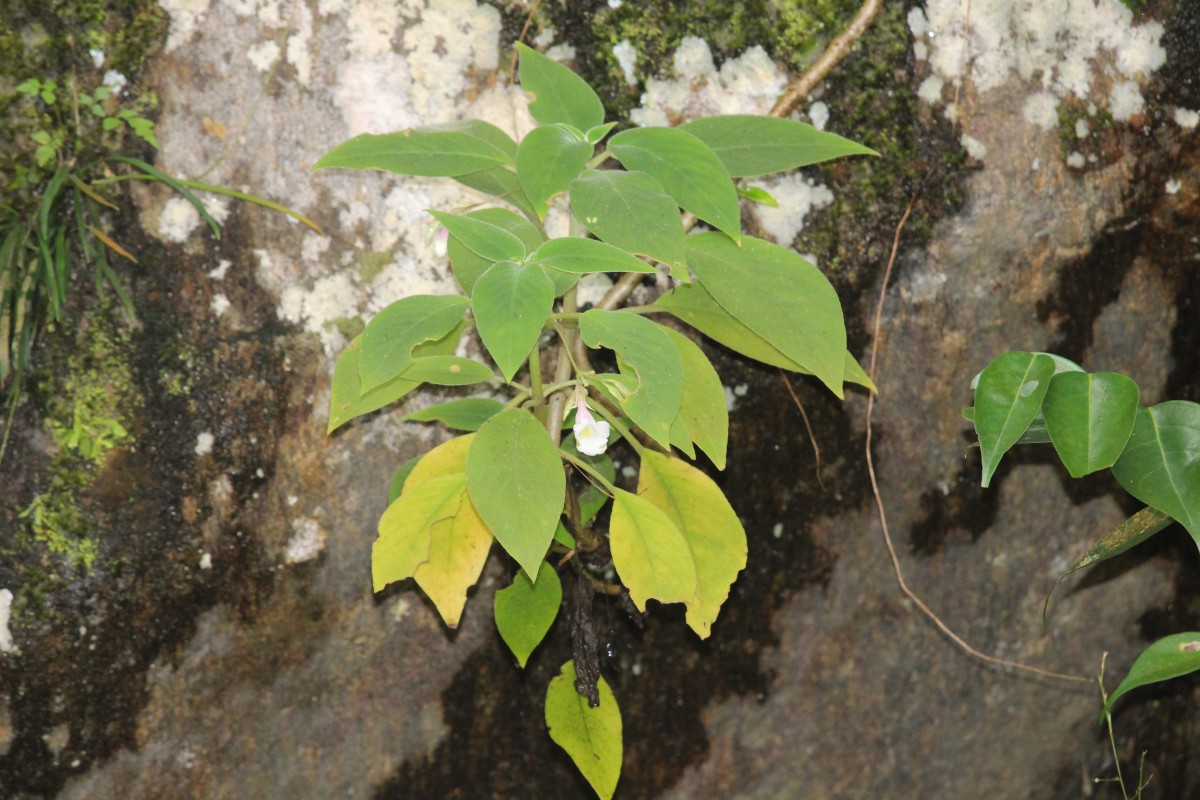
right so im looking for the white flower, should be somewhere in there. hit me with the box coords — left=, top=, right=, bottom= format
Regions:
left=573, top=402, right=611, bottom=456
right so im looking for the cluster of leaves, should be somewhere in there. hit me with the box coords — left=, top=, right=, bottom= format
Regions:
left=317, top=44, right=874, bottom=797
left=965, top=351, right=1200, bottom=721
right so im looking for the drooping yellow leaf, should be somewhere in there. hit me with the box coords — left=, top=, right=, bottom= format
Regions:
left=373, top=435, right=478, bottom=593
left=638, top=451, right=746, bottom=638
left=372, top=473, right=464, bottom=592
left=405, top=434, right=474, bottom=486
left=609, top=488, right=697, bottom=612
left=413, top=493, right=493, bottom=627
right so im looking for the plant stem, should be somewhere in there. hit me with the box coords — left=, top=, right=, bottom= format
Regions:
left=528, top=348, right=544, bottom=407
left=559, top=449, right=617, bottom=497
left=94, top=173, right=323, bottom=234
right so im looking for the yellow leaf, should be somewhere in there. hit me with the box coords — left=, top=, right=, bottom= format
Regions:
left=638, top=451, right=746, bottom=638
left=414, top=493, right=493, bottom=627
left=609, top=488, right=697, bottom=612
left=405, top=433, right=474, bottom=488
left=373, top=473, right=464, bottom=592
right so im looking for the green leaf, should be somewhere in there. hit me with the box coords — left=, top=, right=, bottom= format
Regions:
left=328, top=338, right=417, bottom=432
left=313, top=120, right=516, bottom=176
left=467, top=409, right=566, bottom=577
left=399, top=356, right=493, bottom=386
left=545, top=660, right=622, bottom=800
left=516, top=125, right=593, bottom=218
left=358, top=294, right=469, bottom=391
left=579, top=310, right=683, bottom=448
left=655, top=281, right=874, bottom=391
left=429, top=210, right=526, bottom=263
left=1112, top=401, right=1200, bottom=540
left=472, top=260, right=556, bottom=381
left=1103, top=633, right=1200, bottom=719
left=972, top=351, right=1057, bottom=487
left=495, top=562, right=562, bottom=667
left=530, top=237, right=656, bottom=276
left=328, top=327, right=464, bottom=432
left=610, top=488, right=698, bottom=611
left=517, top=43, right=605, bottom=131
left=661, top=328, right=728, bottom=469
left=1041, top=371, right=1140, bottom=477
left=586, top=122, right=617, bottom=144
left=609, top=127, right=741, bottom=243
left=686, top=233, right=846, bottom=396
left=738, top=185, right=778, bottom=206
left=446, top=207, right=547, bottom=294
left=452, top=166, right=537, bottom=216
left=404, top=397, right=505, bottom=431
left=374, top=471, right=465, bottom=590
left=680, top=115, right=877, bottom=177
left=569, top=170, right=685, bottom=274
left=638, top=451, right=746, bottom=638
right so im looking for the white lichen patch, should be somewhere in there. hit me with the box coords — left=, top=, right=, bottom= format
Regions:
left=211, top=293, right=231, bottom=317
left=1166, top=178, right=1182, bottom=195
left=246, top=40, right=280, bottom=72
left=157, top=195, right=230, bottom=244
left=750, top=174, right=834, bottom=246
left=1174, top=108, right=1200, bottom=129
left=0, top=589, right=17, bottom=655
left=613, top=39, right=638, bottom=86
left=160, top=0, right=214, bottom=52
left=194, top=432, right=215, bottom=456
left=960, top=133, right=988, bottom=160
left=911, top=0, right=1167, bottom=135
left=284, top=518, right=327, bottom=564
left=632, top=37, right=787, bottom=126
left=808, top=101, right=829, bottom=132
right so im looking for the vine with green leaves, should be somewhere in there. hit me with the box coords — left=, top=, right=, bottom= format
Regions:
left=316, top=43, right=874, bottom=797
left=965, top=350, right=1200, bottom=795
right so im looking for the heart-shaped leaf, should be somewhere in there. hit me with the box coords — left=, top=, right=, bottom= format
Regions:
left=545, top=660, right=622, bottom=800
left=494, top=562, right=562, bottom=667
left=972, top=351, right=1057, bottom=487
left=467, top=409, right=565, bottom=578
left=1112, top=401, right=1200, bottom=541
left=1042, top=371, right=1140, bottom=477
left=1103, top=632, right=1200, bottom=719
left=472, top=260, right=556, bottom=381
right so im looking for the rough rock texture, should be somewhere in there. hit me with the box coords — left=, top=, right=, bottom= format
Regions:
left=2, top=1, right=1199, bottom=798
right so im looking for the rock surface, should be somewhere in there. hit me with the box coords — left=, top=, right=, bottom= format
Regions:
left=2, top=1, right=1199, bottom=798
